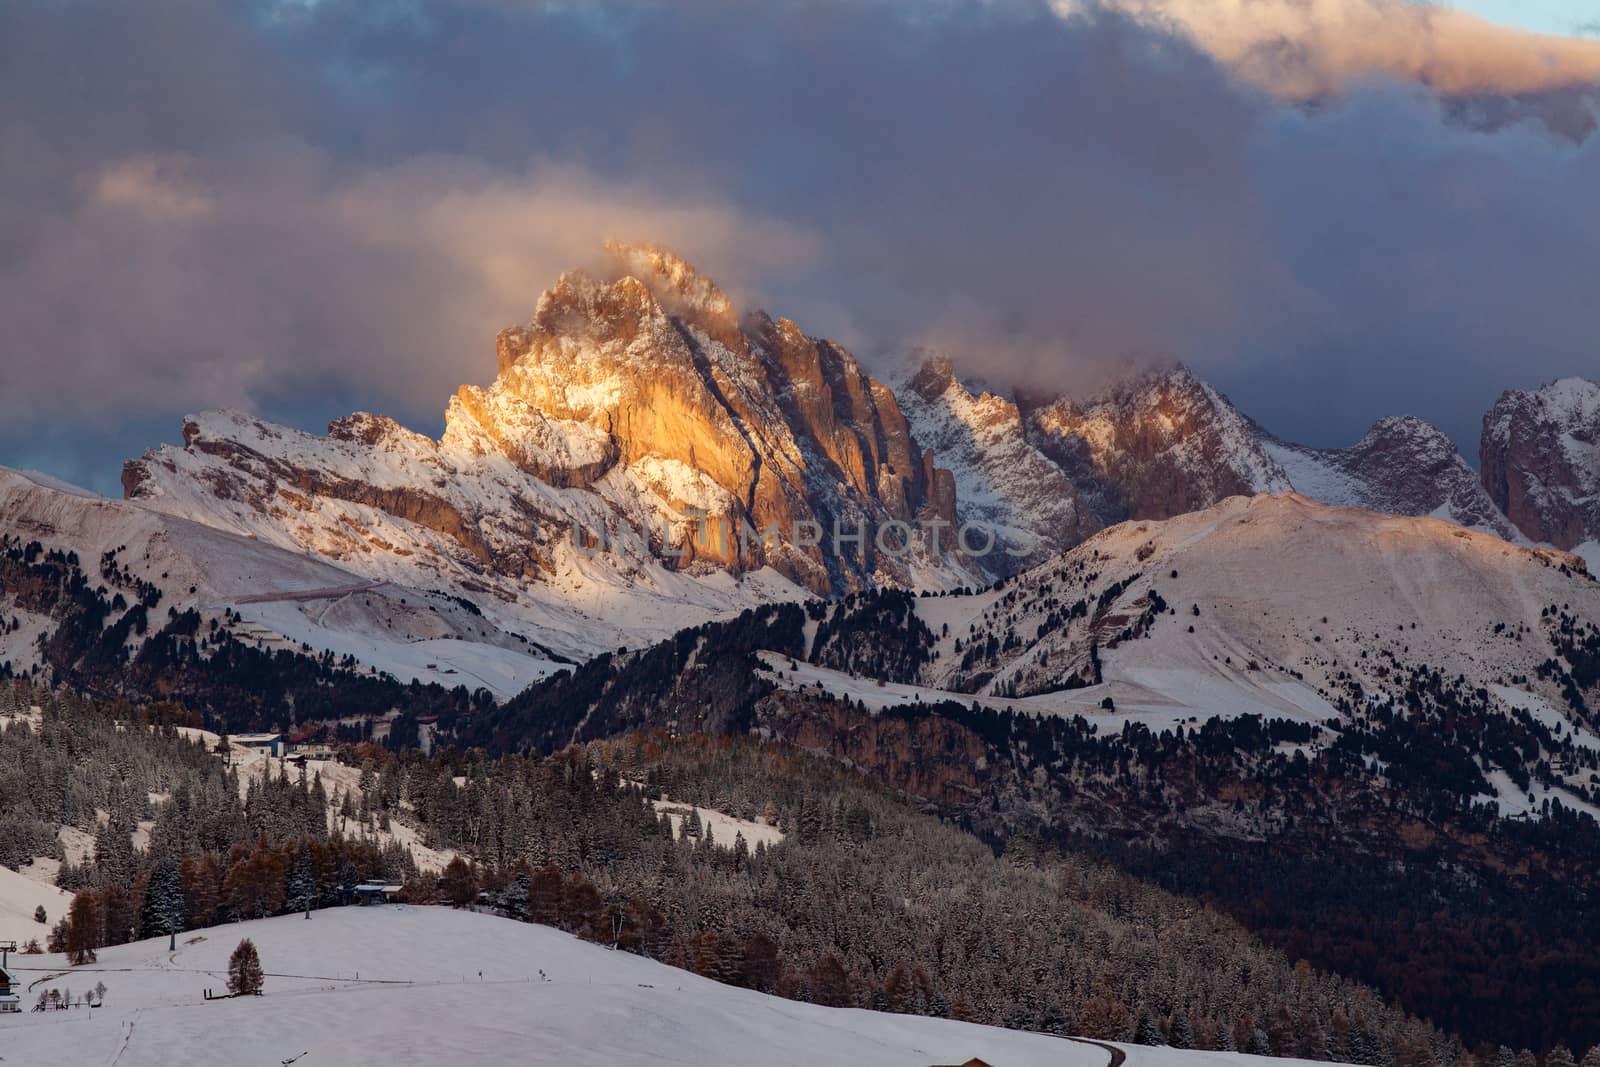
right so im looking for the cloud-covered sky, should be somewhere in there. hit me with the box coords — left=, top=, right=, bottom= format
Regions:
left=2, top=0, right=1597, bottom=492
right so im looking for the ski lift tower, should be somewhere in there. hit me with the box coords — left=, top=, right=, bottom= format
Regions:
left=0, top=941, right=15, bottom=969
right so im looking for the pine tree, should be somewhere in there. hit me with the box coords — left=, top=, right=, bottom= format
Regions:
left=227, top=938, right=264, bottom=996
left=1134, top=1008, right=1166, bottom=1046
left=65, top=890, right=98, bottom=965
left=142, top=856, right=187, bottom=950
left=1548, top=1047, right=1577, bottom=1067
left=287, top=844, right=316, bottom=919
left=500, top=865, right=531, bottom=922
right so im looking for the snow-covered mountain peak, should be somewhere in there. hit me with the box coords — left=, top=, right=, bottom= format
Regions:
left=893, top=356, right=1539, bottom=577
left=905, top=350, right=957, bottom=399
left=1482, top=376, right=1600, bottom=553
left=1259, top=411, right=1520, bottom=539
left=603, top=239, right=745, bottom=350
left=893, top=351, right=1099, bottom=575
left=110, top=247, right=982, bottom=666
left=1355, top=413, right=1450, bottom=450
left=1022, top=363, right=1292, bottom=518
left=1499, top=376, right=1600, bottom=428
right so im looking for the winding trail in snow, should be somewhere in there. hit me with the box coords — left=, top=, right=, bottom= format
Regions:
left=1063, top=1036, right=1128, bottom=1067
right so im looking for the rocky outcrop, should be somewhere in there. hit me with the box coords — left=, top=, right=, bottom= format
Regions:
left=1021, top=366, right=1292, bottom=523
left=1261, top=415, right=1520, bottom=540
left=436, top=243, right=964, bottom=592
left=895, top=354, right=1101, bottom=574
left=895, top=358, right=1294, bottom=574
left=1481, top=378, right=1600, bottom=552
left=121, top=246, right=976, bottom=661
left=897, top=354, right=1547, bottom=565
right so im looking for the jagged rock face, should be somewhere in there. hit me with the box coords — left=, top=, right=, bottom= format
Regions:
left=895, top=354, right=1102, bottom=574
left=1482, top=378, right=1600, bottom=553
left=115, top=240, right=1582, bottom=661
left=1261, top=415, right=1520, bottom=540
left=440, top=244, right=960, bottom=591
left=896, top=356, right=1532, bottom=568
left=1021, top=367, right=1291, bottom=525
left=123, top=246, right=972, bottom=639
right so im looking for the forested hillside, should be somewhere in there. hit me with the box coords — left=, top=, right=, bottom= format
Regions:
left=0, top=682, right=420, bottom=959
left=453, top=588, right=1600, bottom=1054
left=0, top=679, right=1491, bottom=1066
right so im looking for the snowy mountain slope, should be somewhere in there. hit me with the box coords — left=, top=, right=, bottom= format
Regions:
left=1482, top=376, right=1600, bottom=550
left=1260, top=416, right=1520, bottom=539
left=892, top=358, right=1307, bottom=572
left=919, top=494, right=1591, bottom=710
left=0, top=905, right=1344, bottom=1067
left=117, top=408, right=812, bottom=663
left=760, top=494, right=1599, bottom=813
left=0, top=861, right=71, bottom=948
left=207, top=733, right=462, bottom=870
left=0, top=467, right=557, bottom=697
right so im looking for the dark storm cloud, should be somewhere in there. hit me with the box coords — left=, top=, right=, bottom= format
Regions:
left=1, top=0, right=1597, bottom=491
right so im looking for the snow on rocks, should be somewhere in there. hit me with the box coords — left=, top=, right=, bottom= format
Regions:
left=0, top=466, right=557, bottom=698
left=1261, top=416, right=1520, bottom=540
left=1482, top=376, right=1600, bottom=550
left=762, top=494, right=1599, bottom=796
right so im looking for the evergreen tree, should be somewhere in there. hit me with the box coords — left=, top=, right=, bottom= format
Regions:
left=142, top=856, right=187, bottom=950
left=287, top=844, right=316, bottom=919
left=227, top=938, right=264, bottom=996
left=500, top=865, right=531, bottom=922
left=1134, top=1008, right=1166, bottom=1046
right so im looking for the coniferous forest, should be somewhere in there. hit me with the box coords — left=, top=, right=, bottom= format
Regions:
left=4, top=678, right=1595, bottom=1067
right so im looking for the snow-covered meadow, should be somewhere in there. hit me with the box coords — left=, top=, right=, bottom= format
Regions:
left=0, top=904, right=1346, bottom=1067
